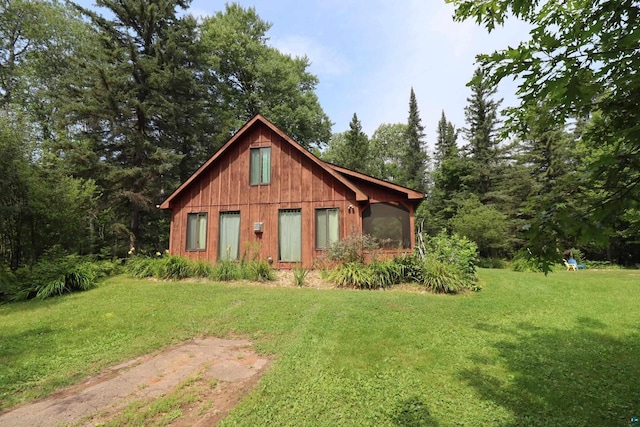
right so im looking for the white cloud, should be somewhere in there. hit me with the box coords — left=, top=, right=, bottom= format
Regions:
left=270, top=35, right=350, bottom=77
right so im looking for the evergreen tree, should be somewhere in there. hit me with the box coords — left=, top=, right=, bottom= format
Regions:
left=462, top=68, right=502, bottom=199
left=399, top=88, right=428, bottom=191
left=68, top=0, right=206, bottom=252
left=424, top=111, right=466, bottom=233
left=434, top=110, right=459, bottom=165
left=322, top=113, right=369, bottom=173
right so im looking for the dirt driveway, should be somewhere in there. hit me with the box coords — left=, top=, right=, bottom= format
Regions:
left=0, top=337, right=270, bottom=427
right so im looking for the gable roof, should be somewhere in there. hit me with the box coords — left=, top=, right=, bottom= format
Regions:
left=160, top=114, right=424, bottom=209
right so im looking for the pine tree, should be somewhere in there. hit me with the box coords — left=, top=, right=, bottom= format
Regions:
left=399, top=88, right=428, bottom=191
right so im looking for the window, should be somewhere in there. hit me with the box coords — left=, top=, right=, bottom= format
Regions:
left=219, top=211, right=240, bottom=261
left=186, top=212, right=207, bottom=251
left=250, top=147, right=271, bottom=185
left=278, top=209, right=301, bottom=262
left=315, top=208, right=339, bottom=249
left=362, top=203, right=411, bottom=249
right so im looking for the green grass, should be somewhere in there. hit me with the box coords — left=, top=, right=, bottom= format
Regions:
left=2, top=269, right=640, bottom=425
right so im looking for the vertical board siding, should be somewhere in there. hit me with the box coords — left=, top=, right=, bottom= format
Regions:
left=166, top=121, right=416, bottom=268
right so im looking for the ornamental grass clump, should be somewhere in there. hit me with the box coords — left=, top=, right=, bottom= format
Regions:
left=11, top=255, right=100, bottom=301
left=293, top=265, right=308, bottom=287
left=243, top=259, right=275, bottom=282
left=421, top=258, right=467, bottom=294
left=329, top=262, right=376, bottom=289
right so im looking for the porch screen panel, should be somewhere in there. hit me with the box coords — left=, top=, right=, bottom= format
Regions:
left=219, top=211, right=240, bottom=260
left=362, top=203, right=410, bottom=249
left=279, top=209, right=301, bottom=262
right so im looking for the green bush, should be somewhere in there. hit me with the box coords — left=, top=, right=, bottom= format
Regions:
left=328, top=260, right=403, bottom=290
left=370, top=259, right=403, bottom=288
left=584, top=260, right=621, bottom=270
left=125, top=256, right=159, bottom=278
left=477, top=257, right=506, bottom=269
left=11, top=256, right=101, bottom=301
left=0, top=266, right=15, bottom=302
left=511, top=252, right=546, bottom=272
left=423, top=231, right=478, bottom=279
left=391, top=253, right=424, bottom=283
left=326, top=234, right=379, bottom=264
left=189, top=260, right=214, bottom=278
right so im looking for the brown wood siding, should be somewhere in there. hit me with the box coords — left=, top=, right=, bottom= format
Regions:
left=168, top=122, right=360, bottom=267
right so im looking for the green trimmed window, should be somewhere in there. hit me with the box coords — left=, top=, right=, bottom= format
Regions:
left=186, top=212, right=207, bottom=251
left=315, top=208, right=339, bottom=249
left=250, top=147, right=271, bottom=185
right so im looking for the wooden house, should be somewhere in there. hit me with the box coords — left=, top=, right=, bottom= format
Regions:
left=160, top=115, right=424, bottom=268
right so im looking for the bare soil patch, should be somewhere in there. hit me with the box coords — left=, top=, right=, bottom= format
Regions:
left=0, top=338, right=270, bottom=427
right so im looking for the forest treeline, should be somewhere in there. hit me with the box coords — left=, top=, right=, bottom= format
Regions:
left=1, top=0, right=638, bottom=272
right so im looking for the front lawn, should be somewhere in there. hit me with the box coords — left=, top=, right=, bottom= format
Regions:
left=1, top=269, right=639, bottom=425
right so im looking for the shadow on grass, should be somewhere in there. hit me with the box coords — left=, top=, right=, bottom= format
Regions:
left=390, top=397, right=440, bottom=426
left=461, top=318, right=640, bottom=426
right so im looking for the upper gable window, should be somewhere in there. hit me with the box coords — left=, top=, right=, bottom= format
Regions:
left=250, top=147, right=271, bottom=185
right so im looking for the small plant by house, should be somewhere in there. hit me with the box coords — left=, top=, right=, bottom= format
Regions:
left=293, top=265, right=308, bottom=287
left=124, top=253, right=275, bottom=283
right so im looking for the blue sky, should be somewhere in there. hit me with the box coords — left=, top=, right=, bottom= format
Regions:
left=78, top=1, right=530, bottom=145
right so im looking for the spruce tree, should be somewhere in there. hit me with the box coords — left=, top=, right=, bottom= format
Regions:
left=69, top=0, right=206, bottom=252
left=323, top=113, right=369, bottom=173
left=399, top=88, right=428, bottom=191
left=462, top=68, right=502, bottom=201
left=434, top=110, right=459, bottom=165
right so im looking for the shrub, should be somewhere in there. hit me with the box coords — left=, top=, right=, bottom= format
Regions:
left=511, top=252, right=546, bottom=272
left=11, top=256, right=100, bottom=301
left=423, top=231, right=478, bottom=279
left=326, top=234, right=379, bottom=265
left=391, top=253, right=424, bottom=284
left=477, top=257, right=506, bottom=269
left=0, top=266, right=15, bottom=302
